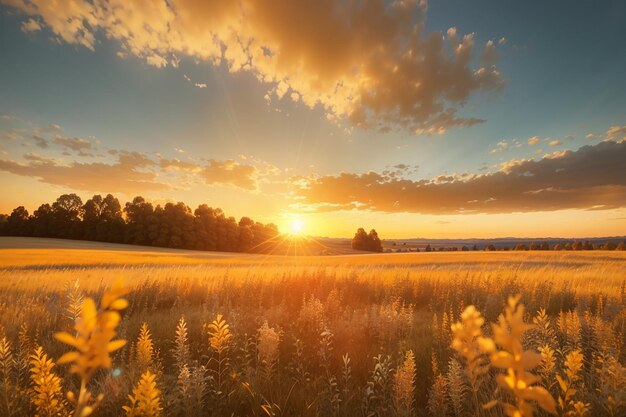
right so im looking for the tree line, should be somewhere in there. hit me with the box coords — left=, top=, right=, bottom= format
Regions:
left=0, top=194, right=280, bottom=253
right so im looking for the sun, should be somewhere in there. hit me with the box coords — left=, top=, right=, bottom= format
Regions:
left=290, top=218, right=304, bottom=235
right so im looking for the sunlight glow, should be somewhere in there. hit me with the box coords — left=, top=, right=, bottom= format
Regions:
left=290, top=218, right=304, bottom=235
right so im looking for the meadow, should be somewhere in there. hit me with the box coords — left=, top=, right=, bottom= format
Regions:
left=0, top=237, right=625, bottom=417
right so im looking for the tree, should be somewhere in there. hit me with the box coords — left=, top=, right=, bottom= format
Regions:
left=617, top=241, right=626, bottom=251
left=368, top=229, right=383, bottom=253
left=31, top=203, right=54, bottom=237
left=425, top=244, right=432, bottom=252
left=51, top=194, right=84, bottom=239
left=529, top=242, right=539, bottom=251
left=351, top=228, right=369, bottom=251
left=124, top=196, right=155, bottom=246
left=485, top=244, right=496, bottom=251
left=351, top=227, right=383, bottom=253
left=540, top=242, right=550, bottom=251
left=5, top=206, right=30, bottom=236
left=603, top=241, right=617, bottom=251
left=514, top=243, right=528, bottom=251
left=83, top=194, right=124, bottom=242
left=1, top=192, right=280, bottom=254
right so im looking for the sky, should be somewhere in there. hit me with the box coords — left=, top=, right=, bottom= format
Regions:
left=0, top=0, right=625, bottom=238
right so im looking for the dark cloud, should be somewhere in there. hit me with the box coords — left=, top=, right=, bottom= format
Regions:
left=294, top=140, right=626, bottom=214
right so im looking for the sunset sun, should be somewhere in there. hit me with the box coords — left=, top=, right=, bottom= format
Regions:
left=290, top=218, right=304, bottom=235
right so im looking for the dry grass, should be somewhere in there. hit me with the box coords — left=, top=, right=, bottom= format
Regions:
left=0, top=238, right=624, bottom=416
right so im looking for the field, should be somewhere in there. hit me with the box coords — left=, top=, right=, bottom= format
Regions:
left=1, top=237, right=625, bottom=417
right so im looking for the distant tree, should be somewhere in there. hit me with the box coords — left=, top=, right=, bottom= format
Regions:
left=0, top=214, right=7, bottom=235
left=238, top=217, right=255, bottom=252
left=83, top=194, right=124, bottom=242
left=529, top=242, right=539, bottom=251
left=553, top=243, right=564, bottom=250
left=572, top=241, right=583, bottom=251
left=31, top=203, right=54, bottom=237
left=368, top=229, right=383, bottom=253
left=514, top=243, right=528, bottom=251
left=194, top=205, right=220, bottom=251
left=351, top=228, right=369, bottom=251
left=540, top=242, right=550, bottom=251
left=485, top=244, right=496, bottom=251
left=1, top=193, right=280, bottom=254
left=583, top=241, right=593, bottom=250
left=617, top=241, right=626, bottom=251
left=603, top=241, right=617, bottom=251
left=461, top=245, right=469, bottom=251
left=124, top=196, right=154, bottom=246
left=472, top=245, right=478, bottom=251
left=5, top=206, right=30, bottom=236
left=351, top=228, right=383, bottom=253
left=425, top=244, right=432, bottom=252
left=51, top=194, right=84, bottom=239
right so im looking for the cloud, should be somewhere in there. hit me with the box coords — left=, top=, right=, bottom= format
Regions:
left=4, top=0, right=504, bottom=134
left=548, top=140, right=562, bottom=147
left=490, top=139, right=521, bottom=154
left=294, top=139, right=626, bottom=214
left=21, top=18, right=41, bottom=32
left=0, top=152, right=169, bottom=194
left=605, top=125, right=626, bottom=142
left=202, top=159, right=258, bottom=190
left=53, top=135, right=92, bottom=151
left=194, top=83, right=207, bottom=89
left=32, top=135, right=48, bottom=148
left=586, top=133, right=598, bottom=140
left=35, top=123, right=62, bottom=133
left=159, top=158, right=201, bottom=172
left=527, top=136, right=541, bottom=146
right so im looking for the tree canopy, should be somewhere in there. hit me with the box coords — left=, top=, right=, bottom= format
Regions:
left=351, top=227, right=383, bottom=253
left=0, top=193, right=279, bottom=253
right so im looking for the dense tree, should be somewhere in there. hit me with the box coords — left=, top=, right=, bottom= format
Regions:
left=368, top=229, right=383, bottom=253
left=124, top=196, right=155, bottom=246
left=51, top=194, right=84, bottom=239
left=31, top=204, right=53, bottom=237
left=83, top=194, right=124, bottom=243
left=5, top=206, right=30, bottom=236
left=351, top=227, right=383, bottom=253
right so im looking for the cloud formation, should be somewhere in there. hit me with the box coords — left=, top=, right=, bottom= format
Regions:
left=0, top=152, right=169, bottom=194
left=294, top=140, right=626, bottom=214
left=202, top=159, right=258, bottom=191
left=3, top=0, right=504, bottom=134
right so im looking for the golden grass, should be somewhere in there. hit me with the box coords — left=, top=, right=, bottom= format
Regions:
left=0, top=240, right=624, bottom=416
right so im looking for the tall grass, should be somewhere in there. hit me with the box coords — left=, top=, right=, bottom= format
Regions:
left=0, top=251, right=624, bottom=416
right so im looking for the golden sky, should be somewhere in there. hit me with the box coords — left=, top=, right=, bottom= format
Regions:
left=0, top=0, right=625, bottom=238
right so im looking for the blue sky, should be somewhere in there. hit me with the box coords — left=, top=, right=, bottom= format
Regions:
left=0, top=0, right=624, bottom=237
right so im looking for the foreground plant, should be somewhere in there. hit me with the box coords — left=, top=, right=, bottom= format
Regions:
left=29, top=346, right=67, bottom=417
left=123, top=370, right=162, bottom=417
left=55, top=279, right=129, bottom=417
left=489, top=296, right=557, bottom=417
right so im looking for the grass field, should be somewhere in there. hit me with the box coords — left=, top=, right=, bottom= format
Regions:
left=0, top=237, right=625, bottom=417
